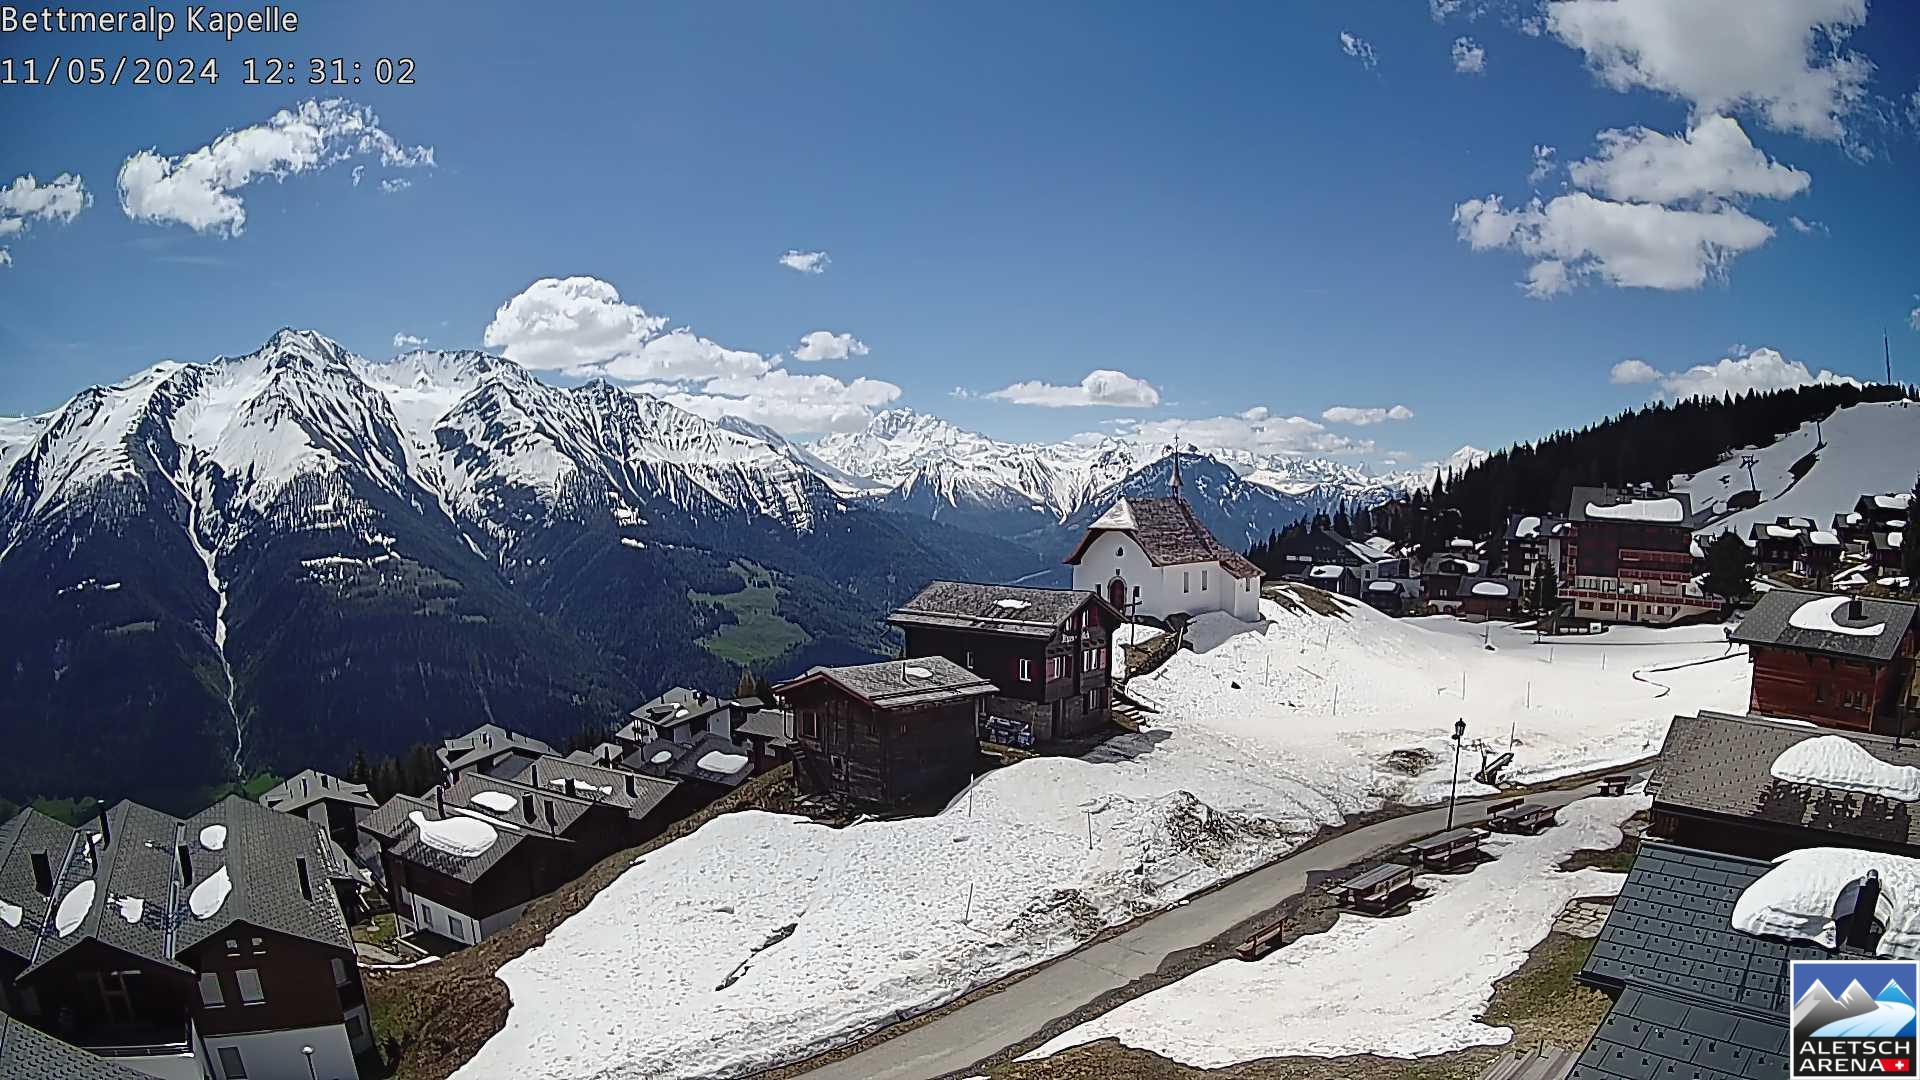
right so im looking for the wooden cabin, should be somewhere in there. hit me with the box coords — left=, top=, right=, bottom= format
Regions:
left=774, top=657, right=996, bottom=807
left=1729, top=588, right=1919, bottom=735
left=888, top=581, right=1121, bottom=745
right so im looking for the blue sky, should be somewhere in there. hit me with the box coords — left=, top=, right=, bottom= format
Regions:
left=3, top=0, right=1918, bottom=467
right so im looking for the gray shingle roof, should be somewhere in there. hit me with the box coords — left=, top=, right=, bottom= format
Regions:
left=367, top=767, right=624, bottom=885
left=0, top=796, right=351, bottom=980
left=0, top=1016, right=155, bottom=1080
left=777, top=656, right=999, bottom=711
left=1064, top=496, right=1263, bottom=579
left=259, top=769, right=377, bottom=815
left=1570, top=842, right=1815, bottom=1080
left=438, top=724, right=557, bottom=774
left=887, top=581, right=1114, bottom=639
left=1654, top=710, right=1920, bottom=851
left=518, top=754, right=680, bottom=820
left=736, top=710, right=792, bottom=744
left=1728, top=587, right=1916, bottom=663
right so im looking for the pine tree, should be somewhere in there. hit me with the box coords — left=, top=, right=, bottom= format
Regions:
left=345, top=747, right=371, bottom=787
left=1904, top=473, right=1920, bottom=586
left=1704, top=532, right=1754, bottom=602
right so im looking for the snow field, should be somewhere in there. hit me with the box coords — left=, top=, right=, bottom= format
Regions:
left=1022, top=794, right=1648, bottom=1066
left=456, top=594, right=1746, bottom=1079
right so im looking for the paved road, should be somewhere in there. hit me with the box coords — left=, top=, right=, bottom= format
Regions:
left=793, top=769, right=1647, bottom=1080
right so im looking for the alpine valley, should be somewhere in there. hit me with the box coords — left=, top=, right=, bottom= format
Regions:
left=0, top=331, right=1432, bottom=808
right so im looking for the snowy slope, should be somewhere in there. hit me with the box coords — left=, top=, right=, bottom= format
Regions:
left=1673, top=401, right=1920, bottom=536
left=452, top=590, right=1745, bottom=1080
left=1024, top=794, right=1645, bottom=1065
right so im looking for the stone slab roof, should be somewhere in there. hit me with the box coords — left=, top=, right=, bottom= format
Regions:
left=776, top=656, right=998, bottom=712
left=887, top=581, right=1115, bottom=639
left=1728, top=587, right=1916, bottom=663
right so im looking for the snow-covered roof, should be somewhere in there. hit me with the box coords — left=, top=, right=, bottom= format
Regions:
left=1513, top=515, right=1542, bottom=539
left=1771, top=735, right=1920, bottom=801
left=1788, top=594, right=1887, bottom=637
left=1309, top=565, right=1349, bottom=580
left=411, top=811, right=500, bottom=858
left=1448, top=538, right=1475, bottom=550
left=1470, top=581, right=1510, bottom=598
left=1363, top=536, right=1398, bottom=553
left=1808, top=531, right=1841, bottom=547
left=1876, top=493, right=1914, bottom=511
left=1366, top=579, right=1400, bottom=593
left=1089, top=499, right=1136, bottom=531
left=1730, top=588, right=1917, bottom=662
left=1586, top=497, right=1685, bottom=523
left=1732, top=847, right=1920, bottom=956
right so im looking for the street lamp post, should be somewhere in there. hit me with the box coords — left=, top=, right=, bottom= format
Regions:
left=302, top=1046, right=316, bottom=1080
left=1446, top=719, right=1467, bottom=830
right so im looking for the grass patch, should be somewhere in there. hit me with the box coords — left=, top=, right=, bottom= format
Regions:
left=354, top=913, right=400, bottom=951
left=689, top=559, right=810, bottom=667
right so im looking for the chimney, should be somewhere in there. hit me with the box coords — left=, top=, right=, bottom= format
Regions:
left=521, top=794, right=535, bottom=823
left=563, top=778, right=578, bottom=798
left=295, top=857, right=312, bottom=902
left=435, top=788, right=445, bottom=817
left=30, top=851, right=52, bottom=897
left=625, top=774, right=636, bottom=798
left=544, top=800, right=556, bottom=827
left=1846, top=870, right=1883, bottom=949
left=302, top=776, right=309, bottom=797
left=1849, top=596, right=1866, bottom=621
left=483, top=732, right=493, bottom=748
left=529, top=761, right=539, bottom=786
left=320, top=774, right=330, bottom=789
left=177, top=844, right=193, bottom=885
left=96, top=804, right=111, bottom=848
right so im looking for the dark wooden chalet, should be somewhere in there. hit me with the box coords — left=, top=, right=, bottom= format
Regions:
left=1457, top=576, right=1519, bottom=618
left=1729, top=588, right=1919, bottom=734
left=888, top=581, right=1122, bottom=745
left=1651, top=710, right=1920, bottom=860
left=1361, top=578, right=1408, bottom=615
left=1872, top=528, right=1906, bottom=573
left=1855, top=491, right=1912, bottom=531
left=0, top=797, right=372, bottom=1080
left=1746, top=519, right=1809, bottom=571
left=1500, top=513, right=1567, bottom=579
left=259, top=768, right=377, bottom=850
left=774, top=657, right=997, bottom=807
left=362, top=764, right=677, bottom=949
left=1792, top=528, right=1843, bottom=582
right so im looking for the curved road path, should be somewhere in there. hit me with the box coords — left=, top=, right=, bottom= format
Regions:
left=792, top=767, right=1649, bottom=1080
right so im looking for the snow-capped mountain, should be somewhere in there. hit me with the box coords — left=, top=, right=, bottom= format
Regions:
left=809, top=409, right=1434, bottom=543
left=0, top=331, right=1044, bottom=810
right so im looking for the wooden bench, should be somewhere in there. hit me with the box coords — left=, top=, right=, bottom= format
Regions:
left=1485, top=797, right=1524, bottom=817
left=1235, top=918, right=1287, bottom=961
left=1488, top=803, right=1557, bottom=834
left=1599, top=774, right=1632, bottom=797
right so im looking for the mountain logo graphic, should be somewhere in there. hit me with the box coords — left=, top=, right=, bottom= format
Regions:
left=1792, top=960, right=1919, bottom=1078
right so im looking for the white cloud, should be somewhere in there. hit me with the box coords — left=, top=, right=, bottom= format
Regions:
left=1565, top=115, right=1809, bottom=207
left=778, top=249, right=829, bottom=274
left=117, top=98, right=433, bottom=236
left=351, top=165, right=365, bottom=187
left=1545, top=0, right=1873, bottom=142
left=1128, top=411, right=1372, bottom=457
left=1429, top=0, right=1463, bottom=20
left=379, top=177, right=411, bottom=194
left=658, top=369, right=901, bottom=434
left=392, top=332, right=428, bottom=350
left=1788, top=215, right=1828, bottom=235
left=1454, top=191, right=1774, bottom=296
left=0, top=172, right=90, bottom=266
left=485, top=275, right=896, bottom=435
left=985, top=370, right=1162, bottom=408
left=791, top=331, right=869, bottom=363
left=1452, top=38, right=1487, bottom=75
left=1339, top=32, right=1378, bottom=70
left=1910, top=297, right=1920, bottom=332
left=1528, top=145, right=1557, bottom=186
left=1609, top=358, right=1660, bottom=384
left=1621, top=346, right=1859, bottom=400
left=1321, top=404, right=1415, bottom=426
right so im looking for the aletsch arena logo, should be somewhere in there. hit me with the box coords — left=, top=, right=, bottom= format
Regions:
left=1793, top=960, right=1919, bottom=1077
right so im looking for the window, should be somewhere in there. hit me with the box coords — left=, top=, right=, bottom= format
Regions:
left=830, top=755, right=847, bottom=780
left=1201, top=569, right=1209, bottom=591
left=1815, top=683, right=1826, bottom=703
left=964, top=651, right=974, bottom=669
left=1048, top=656, right=1063, bottom=680
left=217, top=1046, right=248, bottom=1079
left=332, top=957, right=349, bottom=987
left=418, top=902, right=434, bottom=929
left=447, top=918, right=465, bottom=942
left=1019, top=658, right=1032, bottom=681
left=1183, top=571, right=1191, bottom=594
left=1085, top=691, right=1096, bottom=712
left=235, top=968, right=265, bottom=1005
left=799, top=711, right=819, bottom=739
left=198, top=972, right=225, bottom=1007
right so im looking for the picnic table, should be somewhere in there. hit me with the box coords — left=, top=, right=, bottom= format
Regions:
left=1598, top=774, right=1632, bottom=797
left=1330, top=863, right=1420, bottom=915
left=1400, top=826, right=1489, bottom=870
left=1487, top=802, right=1556, bottom=834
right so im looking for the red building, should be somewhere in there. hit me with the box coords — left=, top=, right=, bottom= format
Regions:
left=1729, top=588, right=1919, bottom=734
left=1559, top=486, right=1717, bottom=625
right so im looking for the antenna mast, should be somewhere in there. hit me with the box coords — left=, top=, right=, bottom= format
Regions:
left=1886, top=331, right=1894, bottom=387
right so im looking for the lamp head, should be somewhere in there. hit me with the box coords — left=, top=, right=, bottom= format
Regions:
left=1453, top=719, right=1467, bottom=740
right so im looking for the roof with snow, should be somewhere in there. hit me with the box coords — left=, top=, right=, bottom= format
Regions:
left=1729, top=588, right=1916, bottom=662
left=887, top=580, right=1118, bottom=639
left=1572, top=842, right=1813, bottom=1080
left=1504, top=513, right=1566, bottom=542
left=0, top=1015, right=155, bottom=1080
left=775, top=656, right=998, bottom=712
left=1468, top=579, right=1512, bottom=598
left=363, top=768, right=618, bottom=885
left=622, top=732, right=755, bottom=788
left=1654, top=711, right=1920, bottom=853
left=259, top=768, right=377, bottom=815
left=1063, top=496, right=1263, bottom=579
left=0, top=796, right=353, bottom=980
left=1567, top=485, right=1695, bottom=527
